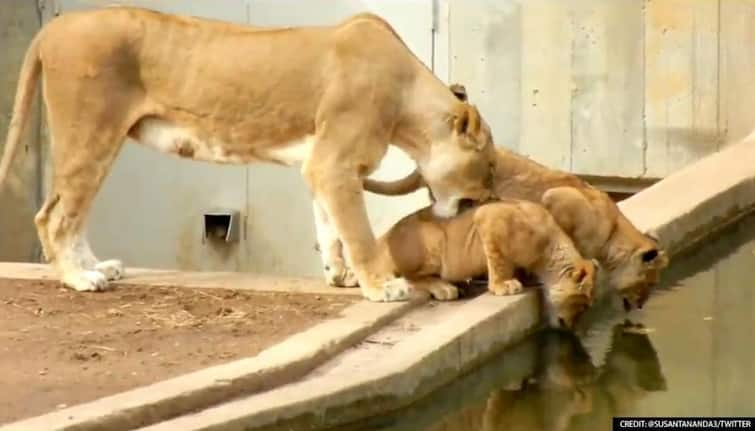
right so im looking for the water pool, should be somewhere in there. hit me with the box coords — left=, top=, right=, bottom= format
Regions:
left=333, top=213, right=755, bottom=431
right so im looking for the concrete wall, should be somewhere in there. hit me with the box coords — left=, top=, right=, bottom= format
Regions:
left=5, top=0, right=755, bottom=274
left=444, top=0, right=755, bottom=180
left=0, top=1, right=42, bottom=262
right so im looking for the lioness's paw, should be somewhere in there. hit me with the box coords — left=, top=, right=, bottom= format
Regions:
left=490, top=279, right=524, bottom=296
left=340, top=268, right=359, bottom=287
left=325, top=268, right=359, bottom=287
left=324, top=262, right=359, bottom=288
left=427, top=283, right=459, bottom=301
left=62, top=270, right=109, bottom=292
left=361, top=278, right=412, bottom=302
left=95, top=259, right=124, bottom=281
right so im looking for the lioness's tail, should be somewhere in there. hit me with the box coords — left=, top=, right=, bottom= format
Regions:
left=362, top=169, right=425, bottom=196
left=0, top=33, right=42, bottom=191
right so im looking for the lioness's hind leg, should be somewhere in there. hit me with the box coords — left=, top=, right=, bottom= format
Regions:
left=44, top=128, right=128, bottom=291
left=46, top=193, right=109, bottom=292
left=35, top=196, right=108, bottom=277
left=95, top=259, right=125, bottom=281
left=34, top=193, right=60, bottom=262
left=70, top=231, right=124, bottom=280
left=39, top=60, right=146, bottom=290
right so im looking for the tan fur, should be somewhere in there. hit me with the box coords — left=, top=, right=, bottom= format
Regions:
left=364, top=84, right=669, bottom=308
left=378, top=200, right=597, bottom=328
left=0, top=9, right=497, bottom=299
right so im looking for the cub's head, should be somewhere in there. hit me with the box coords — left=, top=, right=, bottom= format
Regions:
left=545, top=259, right=597, bottom=329
left=544, top=186, right=670, bottom=311
left=606, top=217, right=670, bottom=311
left=421, top=86, right=495, bottom=218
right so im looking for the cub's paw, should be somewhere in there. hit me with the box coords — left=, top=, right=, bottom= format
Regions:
left=95, top=259, right=124, bottom=281
left=427, top=282, right=459, bottom=301
left=490, top=279, right=524, bottom=296
left=361, top=277, right=412, bottom=302
left=62, top=270, right=109, bottom=292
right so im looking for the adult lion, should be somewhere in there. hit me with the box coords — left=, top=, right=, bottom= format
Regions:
left=0, top=8, right=496, bottom=302
left=364, top=85, right=668, bottom=309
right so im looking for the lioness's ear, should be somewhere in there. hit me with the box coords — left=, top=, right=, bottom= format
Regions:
left=452, top=104, right=481, bottom=137
left=452, top=105, right=469, bottom=135
left=449, top=83, right=468, bottom=102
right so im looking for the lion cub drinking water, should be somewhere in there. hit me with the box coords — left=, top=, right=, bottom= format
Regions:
left=365, top=85, right=669, bottom=310
left=377, top=200, right=597, bottom=328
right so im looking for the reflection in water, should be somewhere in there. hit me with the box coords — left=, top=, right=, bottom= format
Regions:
left=334, top=323, right=665, bottom=431
left=460, top=324, right=665, bottom=431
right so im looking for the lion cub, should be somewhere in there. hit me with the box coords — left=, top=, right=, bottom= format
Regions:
left=377, top=200, right=596, bottom=328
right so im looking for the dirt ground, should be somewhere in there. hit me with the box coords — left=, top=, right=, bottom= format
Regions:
left=0, top=278, right=355, bottom=424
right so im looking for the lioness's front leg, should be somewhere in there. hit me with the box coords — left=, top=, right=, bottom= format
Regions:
left=312, top=201, right=358, bottom=288
left=304, top=163, right=411, bottom=302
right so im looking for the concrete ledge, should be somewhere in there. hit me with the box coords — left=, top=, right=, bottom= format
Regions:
left=136, top=292, right=540, bottom=431
left=0, top=262, right=361, bottom=296
left=0, top=296, right=425, bottom=431
left=619, top=136, right=755, bottom=256
left=332, top=336, right=539, bottom=431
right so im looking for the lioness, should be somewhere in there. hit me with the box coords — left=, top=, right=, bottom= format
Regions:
left=0, top=8, right=496, bottom=301
left=364, top=87, right=668, bottom=309
left=378, top=200, right=596, bottom=328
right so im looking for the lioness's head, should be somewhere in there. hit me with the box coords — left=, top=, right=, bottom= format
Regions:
left=605, top=217, right=670, bottom=310
left=421, top=89, right=495, bottom=218
left=545, top=259, right=597, bottom=329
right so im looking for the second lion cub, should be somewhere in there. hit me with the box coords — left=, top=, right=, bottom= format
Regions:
left=378, top=200, right=597, bottom=328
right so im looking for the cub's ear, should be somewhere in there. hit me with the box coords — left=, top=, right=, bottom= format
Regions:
left=452, top=103, right=481, bottom=137
left=639, top=247, right=669, bottom=269
left=641, top=249, right=659, bottom=263
left=645, top=232, right=660, bottom=243
left=571, top=260, right=596, bottom=285
left=449, top=83, right=468, bottom=102
left=571, top=266, right=588, bottom=284
left=591, top=259, right=601, bottom=273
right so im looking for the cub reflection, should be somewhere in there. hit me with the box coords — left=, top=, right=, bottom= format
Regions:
left=481, top=322, right=666, bottom=431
